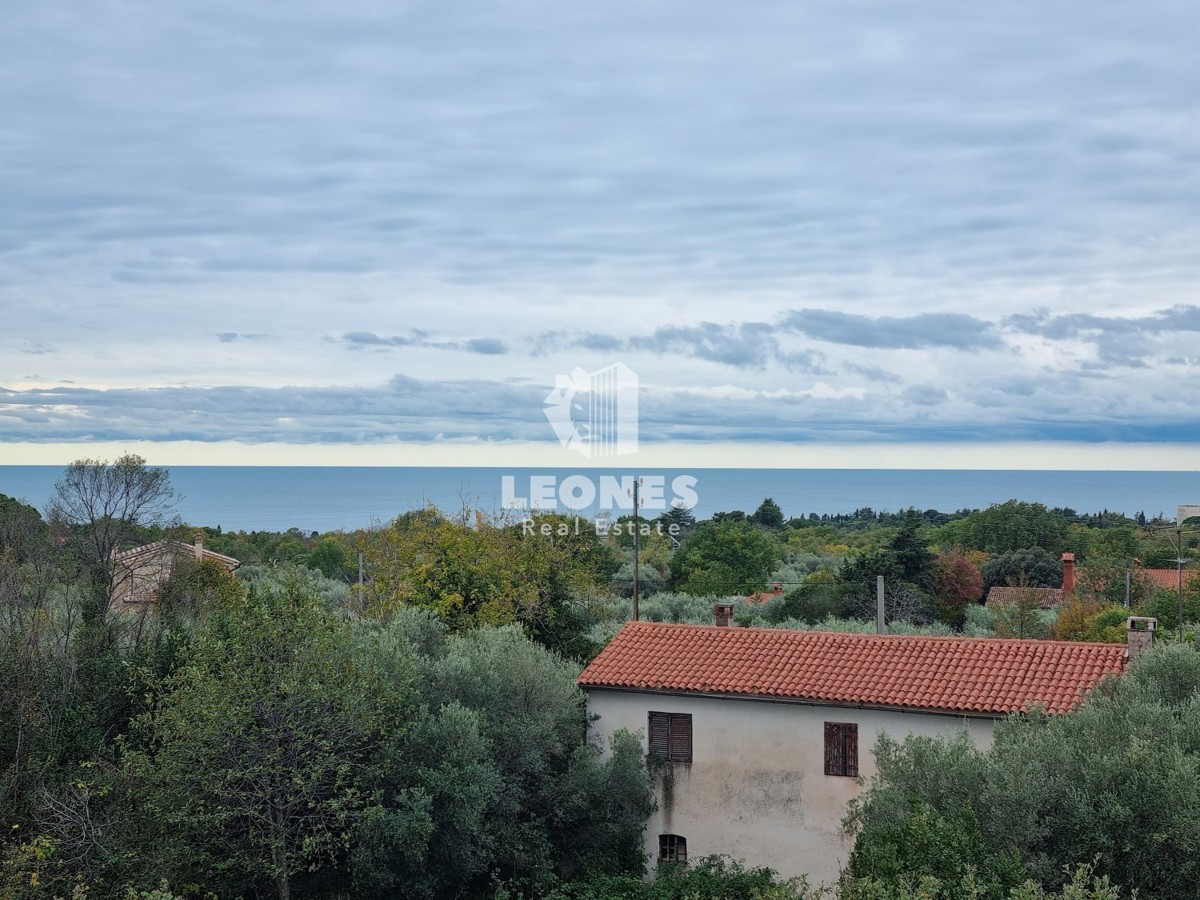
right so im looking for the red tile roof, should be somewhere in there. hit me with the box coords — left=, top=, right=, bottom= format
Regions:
left=578, top=621, right=1127, bottom=716
left=1138, top=568, right=1197, bottom=591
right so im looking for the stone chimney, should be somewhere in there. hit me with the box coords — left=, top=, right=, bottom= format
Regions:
left=194, top=532, right=204, bottom=560
left=713, top=603, right=735, bottom=627
left=1061, top=552, right=1076, bottom=595
left=1125, top=616, right=1157, bottom=662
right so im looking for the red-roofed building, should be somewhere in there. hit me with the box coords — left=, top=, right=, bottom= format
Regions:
left=578, top=619, right=1143, bottom=884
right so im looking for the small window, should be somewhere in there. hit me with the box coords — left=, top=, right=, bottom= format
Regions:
left=658, top=833, right=687, bottom=864
left=824, top=722, right=858, bottom=777
left=648, top=712, right=692, bottom=763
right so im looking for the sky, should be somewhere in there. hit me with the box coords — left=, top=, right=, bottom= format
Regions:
left=2, top=1, right=1199, bottom=469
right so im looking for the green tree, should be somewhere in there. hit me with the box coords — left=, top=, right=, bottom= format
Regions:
left=127, top=576, right=413, bottom=900
left=847, top=644, right=1200, bottom=898
left=938, top=501, right=1069, bottom=556
left=981, top=547, right=1062, bottom=593
left=888, top=509, right=935, bottom=591
left=749, top=498, right=785, bottom=529
left=668, top=519, right=781, bottom=596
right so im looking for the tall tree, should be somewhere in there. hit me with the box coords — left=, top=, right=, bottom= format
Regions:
left=668, top=519, right=781, bottom=596
left=127, top=575, right=411, bottom=900
left=749, top=498, right=785, bottom=529
left=48, top=455, right=177, bottom=622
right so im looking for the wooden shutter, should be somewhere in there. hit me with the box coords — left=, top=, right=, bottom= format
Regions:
left=824, top=722, right=842, bottom=775
left=844, top=724, right=859, bottom=777
left=668, top=714, right=692, bottom=763
left=649, top=712, right=669, bottom=758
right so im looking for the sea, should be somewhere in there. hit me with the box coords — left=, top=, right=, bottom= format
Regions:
left=2, top=466, right=1199, bottom=533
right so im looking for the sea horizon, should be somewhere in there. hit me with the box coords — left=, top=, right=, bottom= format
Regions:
left=2, top=465, right=1198, bottom=534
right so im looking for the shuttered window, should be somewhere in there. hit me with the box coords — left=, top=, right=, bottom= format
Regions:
left=824, top=722, right=858, bottom=777
left=648, top=711, right=692, bottom=763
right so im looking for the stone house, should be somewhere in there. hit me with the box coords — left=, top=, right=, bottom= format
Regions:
left=578, top=618, right=1149, bottom=884
left=111, top=532, right=239, bottom=615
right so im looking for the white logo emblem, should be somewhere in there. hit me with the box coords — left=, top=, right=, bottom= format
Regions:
left=544, top=363, right=639, bottom=458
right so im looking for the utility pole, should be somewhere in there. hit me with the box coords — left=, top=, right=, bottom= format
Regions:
left=632, top=478, right=640, bottom=622
left=1177, top=525, right=1185, bottom=642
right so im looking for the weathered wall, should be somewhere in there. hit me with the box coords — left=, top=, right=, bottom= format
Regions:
left=586, top=689, right=995, bottom=886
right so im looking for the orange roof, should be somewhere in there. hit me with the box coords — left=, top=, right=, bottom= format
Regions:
left=1138, top=568, right=1196, bottom=590
left=578, top=621, right=1126, bottom=716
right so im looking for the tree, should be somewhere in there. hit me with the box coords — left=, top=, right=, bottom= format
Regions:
left=127, top=576, right=412, bottom=900
left=932, top=549, right=983, bottom=627
left=990, top=580, right=1050, bottom=639
left=846, top=644, right=1200, bottom=898
left=48, top=456, right=177, bottom=623
left=749, top=498, right=785, bottom=529
left=981, top=547, right=1062, bottom=593
left=888, top=509, right=935, bottom=591
left=938, top=501, right=1069, bottom=556
left=668, top=519, right=781, bottom=596
left=357, top=508, right=616, bottom=657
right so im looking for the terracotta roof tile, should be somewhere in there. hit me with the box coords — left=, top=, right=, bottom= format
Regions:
left=578, top=622, right=1127, bottom=716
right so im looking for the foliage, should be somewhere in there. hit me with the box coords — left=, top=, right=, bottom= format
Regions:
left=846, top=644, right=1200, bottom=899
left=750, top=498, right=786, bottom=530
left=935, top=502, right=1069, bottom=557
left=357, top=509, right=616, bottom=658
left=1135, top=580, right=1200, bottom=633
left=125, top=576, right=413, bottom=899
left=990, top=583, right=1056, bottom=639
left=980, top=549, right=1062, bottom=593
left=47, top=455, right=177, bottom=623
left=933, top=550, right=984, bottom=627
left=1052, top=598, right=1126, bottom=643
left=668, top=519, right=781, bottom=597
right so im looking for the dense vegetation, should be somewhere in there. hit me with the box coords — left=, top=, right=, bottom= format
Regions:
left=3, top=457, right=1199, bottom=898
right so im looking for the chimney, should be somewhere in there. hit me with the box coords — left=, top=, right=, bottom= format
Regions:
left=1125, top=616, right=1157, bottom=661
left=194, top=532, right=204, bottom=560
left=1061, top=552, right=1076, bottom=595
left=772, top=583, right=784, bottom=597
left=713, top=603, right=735, bottom=627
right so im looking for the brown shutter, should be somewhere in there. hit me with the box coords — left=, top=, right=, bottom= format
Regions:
left=669, top=714, right=692, bottom=762
left=649, top=712, right=669, bottom=758
left=845, top=724, right=859, bottom=778
left=824, top=722, right=842, bottom=775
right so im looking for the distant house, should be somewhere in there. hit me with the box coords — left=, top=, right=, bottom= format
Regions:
left=745, top=583, right=785, bottom=604
left=986, top=552, right=1074, bottom=610
left=579, top=616, right=1150, bottom=884
left=111, top=532, right=239, bottom=614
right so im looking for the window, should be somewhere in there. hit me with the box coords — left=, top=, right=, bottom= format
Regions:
left=648, top=711, right=692, bottom=763
left=658, top=833, right=687, bottom=864
left=824, top=722, right=858, bottom=777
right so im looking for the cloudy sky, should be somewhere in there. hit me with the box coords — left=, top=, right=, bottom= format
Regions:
left=2, top=1, right=1199, bottom=468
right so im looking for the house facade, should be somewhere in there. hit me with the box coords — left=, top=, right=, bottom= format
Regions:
left=579, top=620, right=1131, bottom=885
left=111, top=532, right=239, bottom=615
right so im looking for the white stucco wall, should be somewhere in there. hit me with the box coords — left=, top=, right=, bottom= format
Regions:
left=586, top=688, right=996, bottom=887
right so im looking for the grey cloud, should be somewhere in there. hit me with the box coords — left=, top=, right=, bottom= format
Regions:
left=1006, top=305, right=1200, bottom=340
left=903, top=385, right=948, bottom=407
left=631, top=323, right=777, bottom=368
left=341, top=331, right=505, bottom=354
left=780, top=309, right=1001, bottom=350
left=465, top=338, right=507, bottom=355
left=845, top=363, right=900, bottom=383
left=217, top=332, right=268, bottom=343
